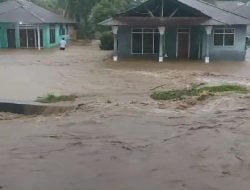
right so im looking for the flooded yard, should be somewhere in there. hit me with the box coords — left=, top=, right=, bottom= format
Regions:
left=1, top=43, right=250, bottom=190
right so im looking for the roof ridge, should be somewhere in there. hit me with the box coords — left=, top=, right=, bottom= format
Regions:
left=197, top=0, right=250, bottom=20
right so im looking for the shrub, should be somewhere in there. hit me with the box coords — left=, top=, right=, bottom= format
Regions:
left=99, top=32, right=114, bottom=50
left=151, top=84, right=248, bottom=101
left=36, top=94, right=78, bottom=103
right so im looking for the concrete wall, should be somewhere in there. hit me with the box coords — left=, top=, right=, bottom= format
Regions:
left=68, top=25, right=77, bottom=41
left=117, top=26, right=203, bottom=59
left=117, top=25, right=247, bottom=61
left=117, top=26, right=132, bottom=57
left=204, top=25, right=247, bottom=61
left=165, top=27, right=203, bottom=59
left=44, top=24, right=61, bottom=48
left=0, top=23, right=15, bottom=48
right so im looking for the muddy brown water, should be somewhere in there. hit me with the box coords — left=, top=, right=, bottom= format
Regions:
left=1, top=43, right=250, bottom=190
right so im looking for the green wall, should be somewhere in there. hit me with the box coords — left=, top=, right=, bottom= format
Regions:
left=43, top=24, right=61, bottom=48
left=0, top=23, right=12, bottom=48
left=0, top=23, right=65, bottom=49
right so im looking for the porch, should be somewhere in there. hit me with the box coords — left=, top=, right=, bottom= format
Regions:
left=0, top=23, right=70, bottom=49
left=112, top=24, right=213, bottom=63
left=111, top=23, right=247, bottom=63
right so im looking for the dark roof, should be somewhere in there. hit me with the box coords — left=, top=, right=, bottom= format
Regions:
left=0, top=0, right=75, bottom=24
left=100, top=0, right=250, bottom=26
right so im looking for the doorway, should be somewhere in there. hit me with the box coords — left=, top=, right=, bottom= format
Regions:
left=177, top=29, right=190, bottom=59
left=20, top=28, right=43, bottom=48
left=7, top=29, right=16, bottom=48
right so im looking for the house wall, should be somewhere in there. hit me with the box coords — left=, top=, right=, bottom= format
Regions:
left=0, top=23, right=15, bottom=48
left=117, top=26, right=132, bottom=57
left=117, top=26, right=203, bottom=59
left=165, top=27, right=203, bottom=59
left=43, top=24, right=61, bottom=48
left=117, top=25, right=247, bottom=61
left=0, top=23, right=69, bottom=49
left=68, top=25, right=77, bottom=40
left=202, top=25, right=247, bottom=61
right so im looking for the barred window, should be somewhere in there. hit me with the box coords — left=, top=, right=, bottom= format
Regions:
left=50, top=25, right=56, bottom=44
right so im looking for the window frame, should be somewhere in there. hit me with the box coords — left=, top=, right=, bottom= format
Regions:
left=131, top=28, right=160, bottom=54
left=50, top=25, right=56, bottom=44
left=213, top=28, right=235, bottom=47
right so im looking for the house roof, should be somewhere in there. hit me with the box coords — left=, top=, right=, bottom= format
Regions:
left=216, top=1, right=245, bottom=10
left=100, top=0, right=250, bottom=26
left=0, top=0, right=75, bottom=24
left=216, top=1, right=250, bottom=19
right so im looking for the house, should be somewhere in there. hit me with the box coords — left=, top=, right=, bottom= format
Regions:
left=100, top=0, right=250, bottom=63
left=0, top=0, right=76, bottom=49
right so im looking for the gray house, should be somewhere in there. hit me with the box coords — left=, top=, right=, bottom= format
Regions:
left=100, top=0, right=250, bottom=63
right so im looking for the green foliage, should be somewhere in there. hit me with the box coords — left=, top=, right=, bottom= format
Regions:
left=36, top=94, right=78, bottom=103
left=151, top=84, right=248, bottom=101
left=99, top=32, right=114, bottom=50
left=89, top=0, right=138, bottom=31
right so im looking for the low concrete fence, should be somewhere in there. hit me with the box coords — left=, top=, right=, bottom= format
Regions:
left=0, top=101, right=74, bottom=115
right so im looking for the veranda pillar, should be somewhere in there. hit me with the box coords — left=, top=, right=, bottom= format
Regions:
left=112, top=26, right=119, bottom=62
left=205, top=26, right=212, bottom=64
left=37, top=25, right=41, bottom=50
left=15, top=24, right=20, bottom=48
left=158, top=26, right=165, bottom=62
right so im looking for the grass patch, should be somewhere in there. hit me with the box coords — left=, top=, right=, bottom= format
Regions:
left=151, top=84, right=248, bottom=101
left=36, top=94, right=78, bottom=103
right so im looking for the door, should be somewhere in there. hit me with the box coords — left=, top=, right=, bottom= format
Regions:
left=20, top=29, right=27, bottom=48
left=27, top=29, right=35, bottom=48
left=177, top=31, right=190, bottom=59
left=7, top=29, right=16, bottom=48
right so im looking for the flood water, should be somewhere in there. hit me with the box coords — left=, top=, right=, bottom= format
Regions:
left=0, top=44, right=250, bottom=190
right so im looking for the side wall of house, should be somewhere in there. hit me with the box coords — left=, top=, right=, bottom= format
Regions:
left=0, top=23, right=18, bottom=48
left=0, top=23, right=8, bottom=48
left=117, top=26, right=132, bottom=57
left=43, top=24, right=61, bottom=48
left=202, top=25, right=247, bottom=61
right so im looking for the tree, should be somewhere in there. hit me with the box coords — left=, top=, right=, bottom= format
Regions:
left=89, top=0, right=143, bottom=33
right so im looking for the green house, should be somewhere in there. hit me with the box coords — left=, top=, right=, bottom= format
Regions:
left=100, top=0, right=250, bottom=63
left=0, top=0, right=75, bottom=49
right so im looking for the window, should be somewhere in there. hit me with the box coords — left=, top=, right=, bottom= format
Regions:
left=50, top=25, right=56, bottom=44
left=131, top=28, right=160, bottom=54
left=213, top=28, right=235, bottom=46
left=247, top=36, right=250, bottom=47
left=60, top=24, right=66, bottom=35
